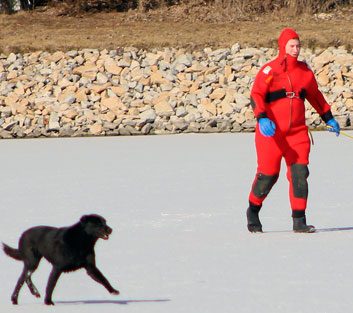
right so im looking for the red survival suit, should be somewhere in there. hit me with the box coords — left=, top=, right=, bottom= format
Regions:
left=248, top=28, right=333, bottom=213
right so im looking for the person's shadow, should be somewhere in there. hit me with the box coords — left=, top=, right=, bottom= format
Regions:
left=56, top=299, right=171, bottom=305
left=315, top=226, right=353, bottom=232
left=264, top=226, right=353, bottom=233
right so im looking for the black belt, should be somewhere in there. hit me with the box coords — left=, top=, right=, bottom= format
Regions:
left=265, top=88, right=306, bottom=103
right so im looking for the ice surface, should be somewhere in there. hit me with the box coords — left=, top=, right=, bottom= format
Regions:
left=0, top=131, right=352, bottom=313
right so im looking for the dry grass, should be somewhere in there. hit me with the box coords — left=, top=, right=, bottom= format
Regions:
left=0, top=4, right=352, bottom=55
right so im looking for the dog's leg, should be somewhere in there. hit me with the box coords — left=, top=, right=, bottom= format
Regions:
left=11, top=266, right=30, bottom=304
left=44, top=267, right=62, bottom=305
left=21, top=250, right=41, bottom=299
left=85, top=265, right=120, bottom=295
left=25, top=274, right=41, bottom=298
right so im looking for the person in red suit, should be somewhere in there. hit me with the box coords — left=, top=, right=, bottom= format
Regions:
left=247, top=28, right=340, bottom=233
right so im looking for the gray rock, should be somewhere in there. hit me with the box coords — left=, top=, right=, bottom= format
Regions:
left=60, top=94, right=76, bottom=105
left=176, top=106, right=187, bottom=118
left=96, top=73, right=108, bottom=85
left=175, top=54, right=193, bottom=67
left=48, top=112, right=60, bottom=131
left=139, top=108, right=156, bottom=123
left=7, top=53, right=17, bottom=63
left=234, top=93, right=250, bottom=107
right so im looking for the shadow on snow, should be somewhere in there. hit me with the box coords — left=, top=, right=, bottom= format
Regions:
left=316, top=226, right=353, bottom=232
left=263, top=226, right=353, bottom=233
left=56, top=299, right=171, bottom=305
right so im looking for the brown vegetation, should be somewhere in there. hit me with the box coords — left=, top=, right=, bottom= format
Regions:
left=17, top=0, right=353, bottom=15
left=0, top=1, right=352, bottom=55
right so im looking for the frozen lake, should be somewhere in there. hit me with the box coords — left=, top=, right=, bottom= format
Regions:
left=0, top=131, right=352, bottom=313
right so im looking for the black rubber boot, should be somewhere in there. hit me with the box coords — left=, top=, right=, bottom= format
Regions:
left=292, top=210, right=315, bottom=233
left=247, top=202, right=263, bottom=233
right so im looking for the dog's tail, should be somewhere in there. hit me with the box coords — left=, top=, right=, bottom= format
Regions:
left=2, top=243, right=22, bottom=261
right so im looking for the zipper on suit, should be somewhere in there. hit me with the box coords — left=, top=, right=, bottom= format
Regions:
left=286, top=73, right=293, bottom=132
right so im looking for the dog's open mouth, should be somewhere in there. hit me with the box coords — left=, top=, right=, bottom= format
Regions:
left=100, top=233, right=110, bottom=240
left=96, top=226, right=112, bottom=240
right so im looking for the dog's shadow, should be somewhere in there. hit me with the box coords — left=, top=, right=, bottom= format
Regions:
left=56, top=299, right=171, bottom=305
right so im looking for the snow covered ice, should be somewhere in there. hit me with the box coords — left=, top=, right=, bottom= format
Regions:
left=0, top=131, right=352, bottom=313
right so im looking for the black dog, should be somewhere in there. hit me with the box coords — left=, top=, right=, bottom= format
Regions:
left=3, top=214, right=119, bottom=305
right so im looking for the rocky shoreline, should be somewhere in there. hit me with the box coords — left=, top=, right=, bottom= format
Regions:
left=0, top=44, right=352, bottom=138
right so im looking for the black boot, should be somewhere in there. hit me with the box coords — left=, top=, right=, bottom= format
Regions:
left=247, top=202, right=262, bottom=233
left=292, top=210, right=315, bottom=233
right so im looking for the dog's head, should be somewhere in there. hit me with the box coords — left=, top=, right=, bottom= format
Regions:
left=80, top=214, right=112, bottom=240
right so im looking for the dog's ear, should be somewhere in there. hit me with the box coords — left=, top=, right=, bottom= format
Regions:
left=80, top=214, right=106, bottom=226
left=80, top=215, right=89, bottom=225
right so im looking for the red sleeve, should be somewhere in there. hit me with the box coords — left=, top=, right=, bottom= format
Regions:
left=305, top=69, right=333, bottom=123
left=250, top=65, right=272, bottom=120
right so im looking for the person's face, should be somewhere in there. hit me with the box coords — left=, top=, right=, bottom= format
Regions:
left=285, top=39, right=301, bottom=58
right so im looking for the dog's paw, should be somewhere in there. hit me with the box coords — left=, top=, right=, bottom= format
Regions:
left=31, top=290, right=41, bottom=298
left=111, top=289, right=120, bottom=295
left=44, top=299, right=55, bottom=305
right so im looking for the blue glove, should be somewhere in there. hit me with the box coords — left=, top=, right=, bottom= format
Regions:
left=326, top=118, right=340, bottom=136
left=258, top=118, right=276, bottom=137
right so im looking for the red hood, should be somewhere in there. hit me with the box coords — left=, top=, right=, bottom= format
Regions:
left=277, top=28, right=300, bottom=70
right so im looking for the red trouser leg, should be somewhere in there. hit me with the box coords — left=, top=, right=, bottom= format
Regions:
left=283, top=129, right=311, bottom=211
left=248, top=129, right=282, bottom=206
left=249, top=127, right=310, bottom=210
